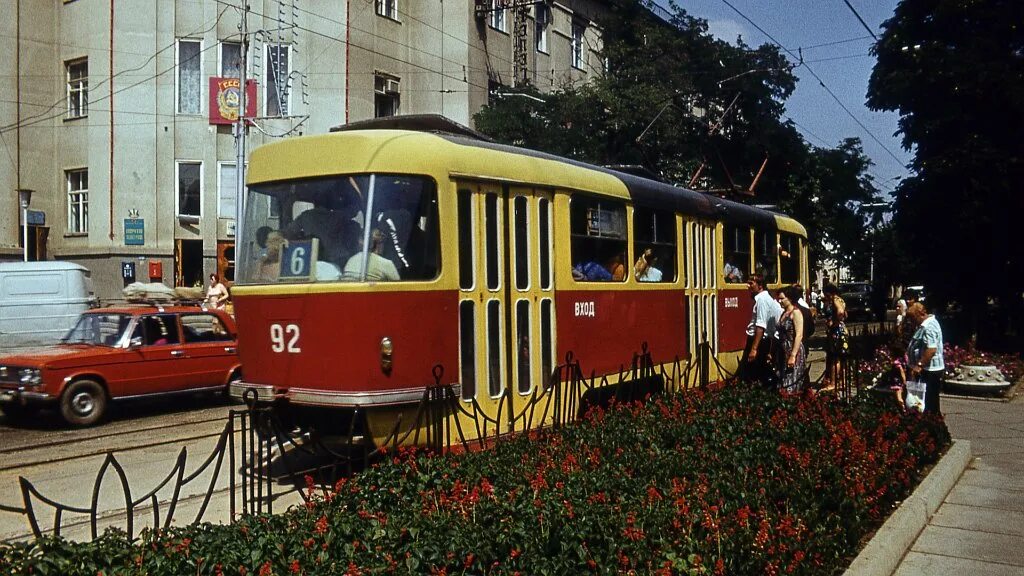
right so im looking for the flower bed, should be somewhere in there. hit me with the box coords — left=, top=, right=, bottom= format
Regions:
left=0, top=383, right=949, bottom=576
left=944, top=345, right=1022, bottom=383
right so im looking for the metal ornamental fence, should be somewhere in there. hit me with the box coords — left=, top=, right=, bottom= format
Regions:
left=0, top=341, right=861, bottom=541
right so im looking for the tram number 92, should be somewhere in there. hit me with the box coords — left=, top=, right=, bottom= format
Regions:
left=270, top=323, right=301, bottom=353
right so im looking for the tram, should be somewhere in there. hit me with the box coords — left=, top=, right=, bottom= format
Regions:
left=229, top=116, right=808, bottom=445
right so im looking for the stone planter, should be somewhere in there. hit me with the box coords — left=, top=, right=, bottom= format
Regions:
left=943, top=365, right=1012, bottom=393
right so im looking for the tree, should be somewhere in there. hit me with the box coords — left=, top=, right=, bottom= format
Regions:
left=867, top=0, right=1024, bottom=346
left=474, top=0, right=879, bottom=278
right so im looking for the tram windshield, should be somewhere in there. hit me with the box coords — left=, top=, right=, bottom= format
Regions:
left=237, top=174, right=440, bottom=284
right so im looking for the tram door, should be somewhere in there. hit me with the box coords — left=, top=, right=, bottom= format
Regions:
left=684, top=220, right=719, bottom=365
left=455, top=182, right=555, bottom=430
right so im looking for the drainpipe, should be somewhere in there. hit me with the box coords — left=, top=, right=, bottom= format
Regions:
left=16, top=0, right=21, bottom=243
left=108, top=0, right=115, bottom=241
left=345, top=0, right=350, bottom=123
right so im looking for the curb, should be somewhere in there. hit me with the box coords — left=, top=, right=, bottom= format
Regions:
left=842, top=439, right=972, bottom=576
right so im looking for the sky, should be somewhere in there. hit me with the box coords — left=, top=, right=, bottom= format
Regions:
left=660, top=0, right=911, bottom=198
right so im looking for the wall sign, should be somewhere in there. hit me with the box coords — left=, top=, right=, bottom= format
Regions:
left=124, top=218, right=145, bottom=246
left=209, top=77, right=258, bottom=125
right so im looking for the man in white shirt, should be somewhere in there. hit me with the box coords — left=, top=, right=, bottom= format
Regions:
left=743, top=274, right=783, bottom=385
left=907, top=302, right=944, bottom=414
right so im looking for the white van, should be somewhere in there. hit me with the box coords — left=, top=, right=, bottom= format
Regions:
left=0, top=262, right=97, bottom=350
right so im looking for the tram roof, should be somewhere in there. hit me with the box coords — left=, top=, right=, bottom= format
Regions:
left=249, top=127, right=805, bottom=237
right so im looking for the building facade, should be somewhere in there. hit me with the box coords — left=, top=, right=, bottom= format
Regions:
left=0, top=0, right=606, bottom=299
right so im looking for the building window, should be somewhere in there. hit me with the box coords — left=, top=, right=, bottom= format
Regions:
left=571, top=20, right=586, bottom=70
left=490, top=0, right=506, bottom=32
left=66, top=169, right=88, bottom=234
left=265, top=44, right=291, bottom=117
left=176, top=161, right=202, bottom=219
left=177, top=39, right=202, bottom=114
left=374, top=74, right=400, bottom=117
left=375, top=0, right=398, bottom=20
left=218, top=162, right=247, bottom=219
left=220, top=41, right=243, bottom=77
left=534, top=5, right=549, bottom=53
left=66, top=59, right=88, bottom=119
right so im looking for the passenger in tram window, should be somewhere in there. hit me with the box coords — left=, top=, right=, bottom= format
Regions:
left=254, top=226, right=286, bottom=282
left=724, top=261, right=745, bottom=283
left=606, top=251, right=626, bottom=281
left=285, top=192, right=361, bottom=268
left=343, top=229, right=401, bottom=282
left=635, top=248, right=663, bottom=282
left=374, top=193, right=416, bottom=277
left=573, top=259, right=613, bottom=281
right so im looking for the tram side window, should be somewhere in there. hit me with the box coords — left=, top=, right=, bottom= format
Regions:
left=632, top=206, right=676, bottom=282
left=570, top=196, right=627, bottom=282
left=754, top=229, right=778, bottom=284
left=723, top=224, right=750, bottom=284
left=779, top=233, right=800, bottom=284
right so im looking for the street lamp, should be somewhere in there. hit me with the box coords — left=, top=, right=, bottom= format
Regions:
left=17, top=189, right=33, bottom=262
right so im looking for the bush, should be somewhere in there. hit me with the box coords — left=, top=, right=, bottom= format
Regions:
left=0, top=383, right=949, bottom=576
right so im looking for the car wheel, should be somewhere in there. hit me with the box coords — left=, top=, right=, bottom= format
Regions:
left=60, top=379, right=107, bottom=426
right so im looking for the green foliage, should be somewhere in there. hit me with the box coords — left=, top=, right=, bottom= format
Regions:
left=868, top=0, right=1024, bottom=342
left=473, top=0, right=881, bottom=276
left=0, top=385, right=949, bottom=575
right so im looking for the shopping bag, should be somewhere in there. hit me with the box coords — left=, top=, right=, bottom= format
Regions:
left=906, top=379, right=927, bottom=412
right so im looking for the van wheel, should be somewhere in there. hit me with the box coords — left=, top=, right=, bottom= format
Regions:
left=60, top=379, right=107, bottom=426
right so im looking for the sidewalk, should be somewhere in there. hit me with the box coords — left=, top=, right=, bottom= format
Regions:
left=893, top=391, right=1024, bottom=575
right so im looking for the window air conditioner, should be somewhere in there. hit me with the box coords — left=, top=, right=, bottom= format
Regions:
left=384, top=79, right=401, bottom=94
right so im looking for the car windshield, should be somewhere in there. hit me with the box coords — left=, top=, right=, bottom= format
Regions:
left=840, top=283, right=871, bottom=294
left=63, top=313, right=133, bottom=346
left=236, top=174, right=440, bottom=285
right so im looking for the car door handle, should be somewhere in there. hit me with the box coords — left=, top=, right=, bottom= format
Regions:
left=171, top=350, right=185, bottom=357
left=224, top=346, right=237, bottom=354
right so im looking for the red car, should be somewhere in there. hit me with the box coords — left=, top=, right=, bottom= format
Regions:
left=0, top=305, right=240, bottom=426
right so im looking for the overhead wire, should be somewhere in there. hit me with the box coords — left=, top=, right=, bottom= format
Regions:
left=717, top=0, right=905, bottom=169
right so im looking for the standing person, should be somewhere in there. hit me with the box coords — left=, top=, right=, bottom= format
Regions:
left=206, top=273, right=229, bottom=309
left=907, top=302, right=944, bottom=415
left=742, top=274, right=783, bottom=386
left=775, top=285, right=807, bottom=393
left=822, top=284, right=848, bottom=390
left=897, top=289, right=919, bottom=349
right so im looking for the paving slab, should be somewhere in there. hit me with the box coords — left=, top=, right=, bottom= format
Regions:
left=910, top=524, right=1024, bottom=567
left=958, top=468, right=1024, bottom=492
left=893, top=552, right=1024, bottom=576
left=943, top=483, right=1024, bottom=513
left=929, top=503, right=1024, bottom=537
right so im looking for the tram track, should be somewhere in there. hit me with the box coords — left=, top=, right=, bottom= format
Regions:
left=0, top=428, right=234, bottom=473
left=0, top=405, right=240, bottom=473
left=0, top=414, right=228, bottom=458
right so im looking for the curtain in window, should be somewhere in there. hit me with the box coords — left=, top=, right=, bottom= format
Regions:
left=178, top=41, right=202, bottom=114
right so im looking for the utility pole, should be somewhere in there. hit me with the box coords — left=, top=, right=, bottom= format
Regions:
left=234, top=3, right=249, bottom=255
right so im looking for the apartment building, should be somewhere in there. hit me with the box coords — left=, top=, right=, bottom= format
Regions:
left=0, top=0, right=606, bottom=299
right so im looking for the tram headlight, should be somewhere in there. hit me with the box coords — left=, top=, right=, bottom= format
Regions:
left=18, top=368, right=42, bottom=387
left=380, top=337, right=394, bottom=373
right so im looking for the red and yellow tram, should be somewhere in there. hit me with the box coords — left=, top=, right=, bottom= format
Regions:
left=229, top=117, right=808, bottom=445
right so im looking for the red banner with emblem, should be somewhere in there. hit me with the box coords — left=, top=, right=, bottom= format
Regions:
left=209, top=77, right=257, bottom=125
